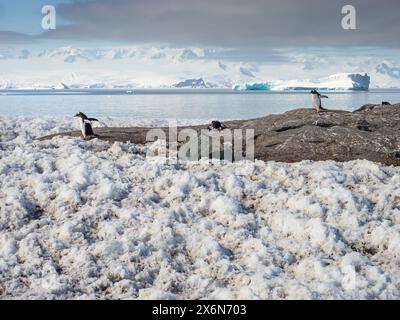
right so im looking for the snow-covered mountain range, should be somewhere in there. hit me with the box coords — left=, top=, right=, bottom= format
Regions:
left=0, top=46, right=398, bottom=89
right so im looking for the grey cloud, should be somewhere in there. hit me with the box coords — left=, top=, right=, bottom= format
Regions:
left=46, top=0, right=400, bottom=48
left=3, top=0, right=400, bottom=49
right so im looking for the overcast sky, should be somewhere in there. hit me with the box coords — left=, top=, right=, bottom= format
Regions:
left=0, top=0, right=399, bottom=59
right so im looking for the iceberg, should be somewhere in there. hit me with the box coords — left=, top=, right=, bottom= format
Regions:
left=232, top=83, right=271, bottom=91
left=232, top=73, right=370, bottom=92
left=272, top=73, right=370, bottom=91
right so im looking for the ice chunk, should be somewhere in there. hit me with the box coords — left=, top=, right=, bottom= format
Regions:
left=232, top=83, right=271, bottom=91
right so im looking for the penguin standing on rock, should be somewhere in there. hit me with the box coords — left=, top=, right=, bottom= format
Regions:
left=208, top=120, right=226, bottom=131
left=74, top=112, right=99, bottom=139
left=310, top=90, right=328, bottom=113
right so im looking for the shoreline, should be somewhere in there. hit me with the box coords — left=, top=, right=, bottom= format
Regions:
left=39, top=103, right=400, bottom=166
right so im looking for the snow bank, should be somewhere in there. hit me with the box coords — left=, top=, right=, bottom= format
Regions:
left=0, top=117, right=399, bottom=299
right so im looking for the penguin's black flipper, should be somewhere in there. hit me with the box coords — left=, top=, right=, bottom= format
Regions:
left=88, top=118, right=99, bottom=122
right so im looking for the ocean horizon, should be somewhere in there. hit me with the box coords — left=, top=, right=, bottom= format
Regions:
left=1, top=88, right=399, bottom=119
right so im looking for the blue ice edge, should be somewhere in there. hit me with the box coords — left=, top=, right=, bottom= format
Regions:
left=232, top=83, right=272, bottom=91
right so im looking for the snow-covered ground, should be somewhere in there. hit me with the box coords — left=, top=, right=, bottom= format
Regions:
left=1, top=117, right=400, bottom=299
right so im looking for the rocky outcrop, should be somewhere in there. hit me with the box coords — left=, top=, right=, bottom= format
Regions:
left=242, top=104, right=400, bottom=165
left=39, top=103, right=400, bottom=166
left=173, top=78, right=208, bottom=88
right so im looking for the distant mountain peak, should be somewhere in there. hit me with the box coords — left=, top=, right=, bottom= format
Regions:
left=376, top=62, right=400, bottom=79
left=239, top=67, right=255, bottom=78
left=218, top=61, right=227, bottom=71
left=180, top=49, right=199, bottom=60
left=54, top=82, right=70, bottom=89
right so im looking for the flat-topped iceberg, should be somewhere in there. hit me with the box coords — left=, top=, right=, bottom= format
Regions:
left=233, top=73, right=370, bottom=91
left=273, top=73, right=370, bottom=91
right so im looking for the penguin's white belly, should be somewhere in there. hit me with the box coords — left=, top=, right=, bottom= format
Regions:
left=78, top=118, right=87, bottom=137
left=311, top=94, right=321, bottom=109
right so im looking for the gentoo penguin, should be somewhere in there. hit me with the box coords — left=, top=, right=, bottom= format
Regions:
left=208, top=120, right=226, bottom=131
left=310, top=90, right=328, bottom=113
left=74, top=112, right=99, bottom=138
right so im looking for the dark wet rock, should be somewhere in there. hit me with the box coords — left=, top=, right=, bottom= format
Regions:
left=173, top=78, right=207, bottom=88
left=39, top=103, right=400, bottom=166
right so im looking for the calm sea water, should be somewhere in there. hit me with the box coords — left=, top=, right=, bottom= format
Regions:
left=0, top=89, right=399, bottom=120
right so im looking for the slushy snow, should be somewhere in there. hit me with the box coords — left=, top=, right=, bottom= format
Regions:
left=0, top=117, right=400, bottom=299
